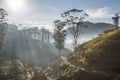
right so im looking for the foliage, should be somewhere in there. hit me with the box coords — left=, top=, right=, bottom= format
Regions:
left=76, top=28, right=120, bottom=73
left=53, top=20, right=67, bottom=57
left=47, top=28, right=120, bottom=80
left=112, top=13, right=119, bottom=28
left=0, top=9, right=8, bottom=57
left=0, top=8, right=8, bottom=24
left=0, top=60, right=47, bottom=80
left=61, top=8, right=89, bottom=56
left=48, top=60, right=118, bottom=80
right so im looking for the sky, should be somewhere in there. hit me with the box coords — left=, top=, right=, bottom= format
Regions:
left=0, top=0, right=120, bottom=31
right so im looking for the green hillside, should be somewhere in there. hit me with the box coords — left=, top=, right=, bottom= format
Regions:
left=77, top=29, right=120, bottom=73
left=48, top=28, right=120, bottom=80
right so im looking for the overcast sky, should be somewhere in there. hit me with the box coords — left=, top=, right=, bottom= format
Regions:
left=0, top=0, right=120, bottom=31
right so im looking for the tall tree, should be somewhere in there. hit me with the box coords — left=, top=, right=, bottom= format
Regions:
left=112, top=13, right=119, bottom=29
left=47, top=30, right=51, bottom=43
left=41, top=27, right=45, bottom=42
left=0, top=8, right=8, bottom=24
left=0, top=9, right=8, bottom=57
left=53, top=20, right=66, bottom=57
left=61, top=9, right=88, bottom=56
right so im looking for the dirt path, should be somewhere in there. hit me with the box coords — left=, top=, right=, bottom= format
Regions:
left=61, top=56, right=75, bottom=67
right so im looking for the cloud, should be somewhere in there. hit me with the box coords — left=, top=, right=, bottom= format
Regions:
left=86, top=7, right=112, bottom=19
left=5, top=4, right=59, bottom=31
left=0, top=0, right=60, bottom=31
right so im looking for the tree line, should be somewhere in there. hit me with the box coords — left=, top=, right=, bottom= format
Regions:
left=0, top=8, right=52, bottom=43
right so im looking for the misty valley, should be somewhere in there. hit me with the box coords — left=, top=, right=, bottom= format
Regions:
left=0, top=0, right=120, bottom=80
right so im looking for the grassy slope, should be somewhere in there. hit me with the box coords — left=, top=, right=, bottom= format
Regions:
left=48, top=29, right=120, bottom=80
left=77, top=29, right=120, bottom=73
left=48, top=59, right=118, bottom=80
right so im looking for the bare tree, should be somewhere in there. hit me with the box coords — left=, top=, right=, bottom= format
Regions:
left=61, top=9, right=88, bottom=56
left=53, top=20, right=67, bottom=57
left=112, top=13, right=119, bottom=29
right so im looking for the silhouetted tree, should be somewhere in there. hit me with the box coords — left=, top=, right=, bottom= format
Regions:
left=0, top=8, right=8, bottom=57
left=46, top=30, right=51, bottom=43
left=0, top=8, right=8, bottom=24
left=53, top=20, right=66, bottom=57
left=34, top=27, right=38, bottom=39
left=23, top=27, right=28, bottom=37
left=112, top=13, right=119, bottom=29
left=61, top=9, right=88, bottom=56
left=41, top=27, right=45, bottom=42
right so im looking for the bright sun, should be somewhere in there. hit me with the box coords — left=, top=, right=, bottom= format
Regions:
left=8, top=0, right=24, bottom=11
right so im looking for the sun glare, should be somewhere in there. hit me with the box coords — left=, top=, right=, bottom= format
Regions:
left=8, top=0, right=24, bottom=11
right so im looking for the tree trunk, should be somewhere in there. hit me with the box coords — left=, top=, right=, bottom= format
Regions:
left=73, top=40, right=77, bottom=57
left=58, top=49, right=61, bottom=58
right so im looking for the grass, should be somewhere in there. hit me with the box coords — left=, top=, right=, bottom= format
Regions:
left=48, top=28, right=120, bottom=80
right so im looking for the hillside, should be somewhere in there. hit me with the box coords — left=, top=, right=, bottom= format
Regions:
left=77, top=28, right=120, bottom=73
left=48, top=28, right=120, bottom=80
left=66, top=21, right=114, bottom=39
left=0, top=59, right=47, bottom=80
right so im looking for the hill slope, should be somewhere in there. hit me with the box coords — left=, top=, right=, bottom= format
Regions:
left=0, top=59, right=47, bottom=80
left=77, top=29, right=120, bottom=73
left=48, top=28, right=120, bottom=80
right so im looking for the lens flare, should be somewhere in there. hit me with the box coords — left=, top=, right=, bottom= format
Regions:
left=8, top=0, right=24, bottom=11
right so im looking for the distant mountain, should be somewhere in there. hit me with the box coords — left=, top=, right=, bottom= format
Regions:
left=65, top=21, right=114, bottom=49
left=66, top=21, right=114, bottom=40
left=83, top=22, right=114, bottom=37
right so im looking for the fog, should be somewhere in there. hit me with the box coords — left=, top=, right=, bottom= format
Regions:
left=4, top=24, right=70, bottom=67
